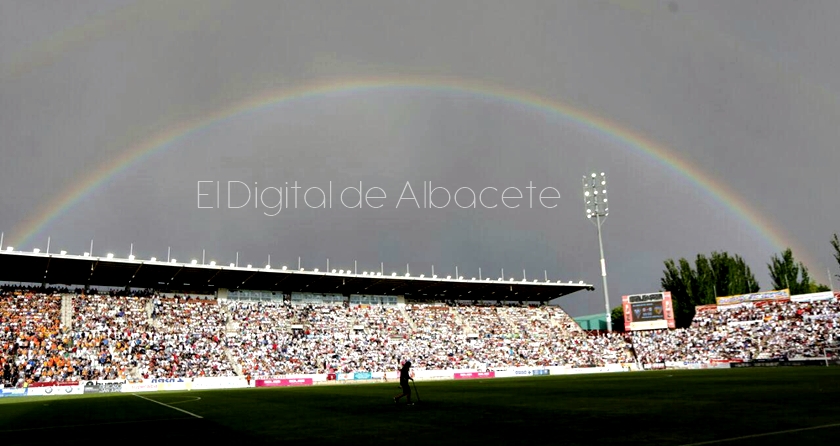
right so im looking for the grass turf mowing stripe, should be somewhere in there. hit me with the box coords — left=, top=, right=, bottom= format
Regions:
left=0, top=368, right=837, bottom=445
left=0, top=416, right=198, bottom=433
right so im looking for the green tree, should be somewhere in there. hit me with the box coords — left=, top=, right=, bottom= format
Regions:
left=611, top=305, right=624, bottom=332
left=808, top=282, right=831, bottom=293
left=767, top=248, right=828, bottom=295
left=832, top=233, right=840, bottom=281
left=708, top=251, right=760, bottom=297
left=661, top=251, right=759, bottom=328
left=662, top=258, right=696, bottom=328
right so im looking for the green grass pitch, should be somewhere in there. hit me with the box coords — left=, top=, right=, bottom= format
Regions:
left=1, top=367, right=839, bottom=445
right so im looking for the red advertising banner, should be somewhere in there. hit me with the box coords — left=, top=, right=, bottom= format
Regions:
left=27, top=381, right=80, bottom=387
left=622, top=295, right=632, bottom=332
left=663, top=292, right=676, bottom=329
left=710, top=359, right=743, bottom=364
left=453, top=372, right=495, bottom=379
left=695, top=304, right=718, bottom=312
left=255, top=378, right=313, bottom=387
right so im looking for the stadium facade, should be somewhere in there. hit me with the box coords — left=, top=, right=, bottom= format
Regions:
left=572, top=314, right=608, bottom=331
left=1, top=248, right=838, bottom=399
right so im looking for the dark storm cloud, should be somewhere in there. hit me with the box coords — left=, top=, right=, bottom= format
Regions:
left=1, top=0, right=839, bottom=317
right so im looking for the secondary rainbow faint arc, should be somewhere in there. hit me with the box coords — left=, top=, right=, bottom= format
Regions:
left=8, top=75, right=809, bottom=267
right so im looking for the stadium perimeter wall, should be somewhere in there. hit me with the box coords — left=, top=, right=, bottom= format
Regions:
left=2, top=362, right=742, bottom=398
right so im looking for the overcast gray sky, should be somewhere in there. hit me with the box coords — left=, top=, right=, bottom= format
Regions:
left=1, top=0, right=839, bottom=317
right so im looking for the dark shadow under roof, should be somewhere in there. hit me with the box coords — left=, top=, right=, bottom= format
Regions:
left=0, top=251, right=594, bottom=301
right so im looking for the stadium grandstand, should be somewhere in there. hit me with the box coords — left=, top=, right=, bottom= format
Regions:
left=1, top=249, right=839, bottom=391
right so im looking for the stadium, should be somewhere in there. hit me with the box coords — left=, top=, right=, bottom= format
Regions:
left=1, top=248, right=839, bottom=445
left=4, top=3, right=840, bottom=445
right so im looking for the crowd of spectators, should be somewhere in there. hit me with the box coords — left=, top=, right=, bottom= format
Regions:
left=354, top=304, right=413, bottom=340
left=222, top=301, right=633, bottom=374
left=145, top=297, right=234, bottom=378
left=631, top=298, right=840, bottom=363
left=2, top=289, right=839, bottom=387
left=0, top=292, right=64, bottom=387
left=71, top=294, right=150, bottom=381
left=225, top=300, right=308, bottom=376
left=1, top=291, right=236, bottom=386
left=226, top=302, right=414, bottom=376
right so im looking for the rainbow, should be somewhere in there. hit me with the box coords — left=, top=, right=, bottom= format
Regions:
left=2, top=1, right=226, bottom=81
left=7, top=75, right=815, bottom=269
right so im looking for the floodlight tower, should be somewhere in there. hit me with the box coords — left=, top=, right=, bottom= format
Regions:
left=583, top=172, right=612, bottom=333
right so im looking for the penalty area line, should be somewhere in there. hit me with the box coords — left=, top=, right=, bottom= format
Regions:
left=132, top=393, right=203, bottom=419
left=677, top=422, right=840, bottom=445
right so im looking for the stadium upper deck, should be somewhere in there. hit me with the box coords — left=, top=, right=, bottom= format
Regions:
left=0, top=250, right=593, bottom=301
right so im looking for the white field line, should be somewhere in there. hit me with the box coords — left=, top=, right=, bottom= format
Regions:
left=166, top=396, right=202, bottom=405
left=132, top=393, right=203, bottom=418
left=677, top=422, right=840, bottom=445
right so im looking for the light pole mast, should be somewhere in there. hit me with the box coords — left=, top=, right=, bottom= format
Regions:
left=583, top=172, right=612, bottom=332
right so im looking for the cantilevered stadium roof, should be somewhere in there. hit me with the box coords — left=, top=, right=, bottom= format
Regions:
left=0, top=250, right=594, bottom=301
